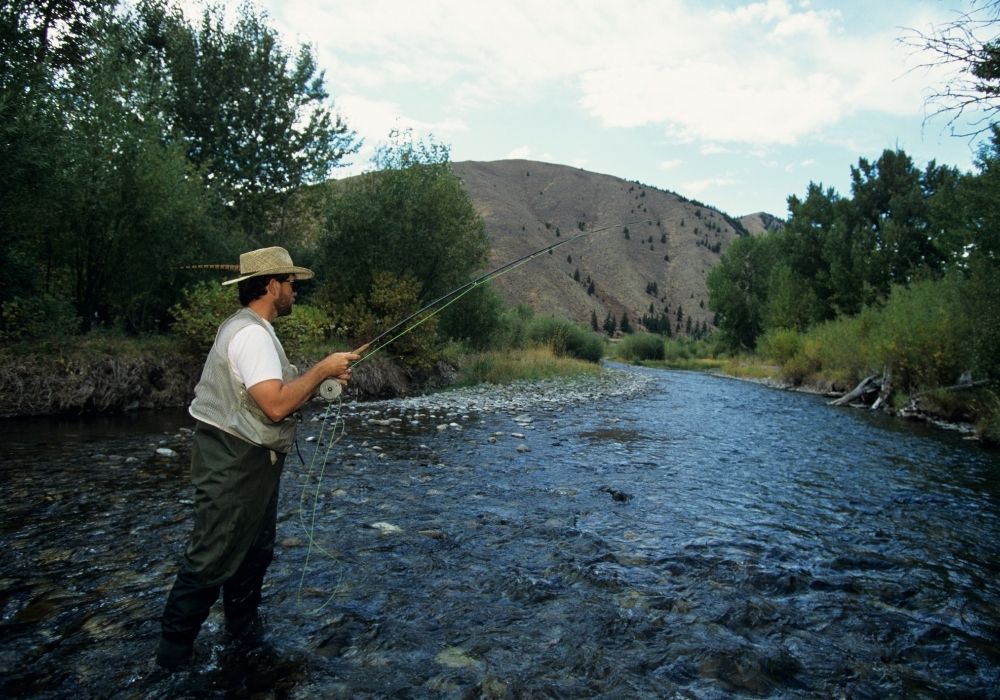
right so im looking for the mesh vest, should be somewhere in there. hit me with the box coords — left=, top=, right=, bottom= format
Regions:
left=189, top=307, right=298, bottom=453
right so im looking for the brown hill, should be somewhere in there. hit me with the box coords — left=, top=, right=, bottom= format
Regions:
left=453, top=159, right=752, bottom=336
left=740, top=211, right=786, bottom=235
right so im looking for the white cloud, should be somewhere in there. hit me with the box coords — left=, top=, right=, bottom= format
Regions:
left=700, top=144, right=728, bottom=156
left=682, top=177, right=737, bottom=196
left=257, top=0, right=955, bottom=149
left=659, top=159, right=683, bottom=170
left=506, top=146, right=532, bottom=160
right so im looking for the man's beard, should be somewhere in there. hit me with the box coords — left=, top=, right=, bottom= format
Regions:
left=275, top=297, right=293, bottom=317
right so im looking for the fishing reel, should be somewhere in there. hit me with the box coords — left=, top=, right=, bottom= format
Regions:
left=319, top=378, right=342, bottom=401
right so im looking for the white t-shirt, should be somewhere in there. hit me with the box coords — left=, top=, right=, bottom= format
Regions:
left=228, top=323, right=283, bottom=389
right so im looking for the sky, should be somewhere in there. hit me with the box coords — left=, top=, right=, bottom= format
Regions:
left=190, top=0, right=994, bottom=217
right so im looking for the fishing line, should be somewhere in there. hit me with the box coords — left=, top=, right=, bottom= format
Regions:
left=297, top=218, right=653, bottom=608
left=296, top=393, right=348, bottom=613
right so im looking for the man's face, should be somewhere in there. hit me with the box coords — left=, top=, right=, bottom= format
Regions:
left=274, top=275, right=296, bottom=317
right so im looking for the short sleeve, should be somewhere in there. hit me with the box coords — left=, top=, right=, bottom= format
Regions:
left=228, top=325, right=282, bottom=389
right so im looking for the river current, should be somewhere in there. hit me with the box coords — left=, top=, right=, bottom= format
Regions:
left=1, top=367, right=998, bottom=698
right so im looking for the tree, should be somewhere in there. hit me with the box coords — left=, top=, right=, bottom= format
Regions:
left=706, top=235, right=778, bottom=350
left=0, top=2, right=224, bottom=331
left=603, top=312, right=617, bottom=335
left=849, top=149, right=953, bottom=296
left=0, top=0, right=115, bottom=304
left=139, top=0, right=358, bottom=246
left=620, top=312, right=632, bottom=334
left=318, top=131, right=491, bottom=353
left=590, top=309, right=599, bottom=332
left=901, top=1, right=1000, bottom=138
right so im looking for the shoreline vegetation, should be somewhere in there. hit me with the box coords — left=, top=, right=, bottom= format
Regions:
left=3, top=332, right=995, bottom=449
left=644, top=354, right=999, bottom=446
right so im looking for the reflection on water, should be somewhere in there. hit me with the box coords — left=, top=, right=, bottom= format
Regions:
left=1, top=369, right=999, bottom=698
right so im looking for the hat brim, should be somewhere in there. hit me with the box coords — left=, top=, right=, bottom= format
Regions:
left=221, top=266, right=315, bottom=286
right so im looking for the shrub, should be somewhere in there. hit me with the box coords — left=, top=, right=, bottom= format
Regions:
left=757, top=328, right=802, bottom=365
left=275, top=304, right=333, bottom=359
left=781, top=336, right=823, bottom=385
left=870, top=277, right=969, bottom=391
left=169, top=281, right=240, bottom=351
left=457, top=346, right=601, bottom=385
left=663, top=337, right=721, bottom=361
left=170, top=281, right=332, bottom=359
left=329, top=271, right=439, bottom=369
left=0, top=295, right=80, bottom=344
left=526, top=316, right=604, bottom=362
left=490, top=305, right=534, bottom=350
left=437, top=284, right=505, bottom=349
left=617, top=332, right=665, bottom=362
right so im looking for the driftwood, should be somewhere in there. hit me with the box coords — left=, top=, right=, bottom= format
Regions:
left=935, top=378, right=990, bottom=393
left=828, top=374, right=880, bottom=406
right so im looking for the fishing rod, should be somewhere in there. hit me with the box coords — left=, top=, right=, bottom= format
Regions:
left=318, top=218, right=654, bottom=400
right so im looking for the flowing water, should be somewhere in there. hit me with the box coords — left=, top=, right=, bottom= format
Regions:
left=1, top=367, right=998, bottom=698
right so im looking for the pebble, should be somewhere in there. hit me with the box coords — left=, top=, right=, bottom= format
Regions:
left=347, top=367, right=653, bottom=420
left=155, top=447, right=178, bottom=458
left=516, top=444, right=530, bottom=453
left=370, top=521, right=402, bottom=534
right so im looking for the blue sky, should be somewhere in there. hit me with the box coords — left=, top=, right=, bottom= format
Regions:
left=202, top=0, right=993, bottom=217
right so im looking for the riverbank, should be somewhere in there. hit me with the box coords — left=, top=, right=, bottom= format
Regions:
left=0, top=345, right=460, bottom=417
left=704, top=358, right=999, bottom=445
left=0, top=337, right=612, bottom=418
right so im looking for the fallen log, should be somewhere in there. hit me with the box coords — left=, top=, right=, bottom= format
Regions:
left=829, top=374, right=880, bottom=406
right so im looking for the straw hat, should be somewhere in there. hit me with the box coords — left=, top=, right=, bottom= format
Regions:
left=221, top=246, right=315, bottom=286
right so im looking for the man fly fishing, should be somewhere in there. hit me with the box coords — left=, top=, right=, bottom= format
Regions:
left=156, top=246, right=359, bottom=670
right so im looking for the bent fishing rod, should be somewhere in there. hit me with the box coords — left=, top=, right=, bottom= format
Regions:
left=318, top=218, right=654, bottom=400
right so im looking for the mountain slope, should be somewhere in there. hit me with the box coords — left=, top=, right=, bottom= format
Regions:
left=453, top=159, right=749, bottom=335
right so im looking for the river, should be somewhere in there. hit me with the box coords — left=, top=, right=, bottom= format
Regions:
left=1, top=366, right=998, bottom=698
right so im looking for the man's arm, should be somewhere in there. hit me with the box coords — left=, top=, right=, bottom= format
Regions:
left=248, top=351, right=359, bottom=422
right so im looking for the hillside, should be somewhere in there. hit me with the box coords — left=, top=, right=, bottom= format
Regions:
left=453, top=159, right=752, bottom=336
left=740, top=211, right=786, bottom=235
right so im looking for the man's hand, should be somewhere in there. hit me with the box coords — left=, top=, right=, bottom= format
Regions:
left=248, top=350, right=361, bottom=422
left=320, top=351, right=360, bottom=386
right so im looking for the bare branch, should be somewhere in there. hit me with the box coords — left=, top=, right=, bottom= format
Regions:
left=899, top=0, right=1000, bottom=139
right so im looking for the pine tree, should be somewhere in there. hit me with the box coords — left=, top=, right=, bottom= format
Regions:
left=603, top=312, right=617, bottom=335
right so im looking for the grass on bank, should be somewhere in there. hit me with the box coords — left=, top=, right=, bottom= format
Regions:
left=455, top=346, right=602, bottom=386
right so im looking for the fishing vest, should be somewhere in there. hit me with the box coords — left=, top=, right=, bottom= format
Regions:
left=189, top=307, right=298, bottom=453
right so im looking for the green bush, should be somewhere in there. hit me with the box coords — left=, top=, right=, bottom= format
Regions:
left=169, top=281, right=240, bottom=351
left=490, top=304, right=534, bottom=350
left=757, top=328, right=802, bottom=365
left=437, top=283, right=505, bottom=349
left=617, top=332, right=665, bottom=362
left=663, top=337, right=720, bottom=360
left=170, top=281, right=333, bottom=359
left=0, top=295, right=81, bottom=344
left=870, top=277, right=970, bottom=391
left=526, top=315, right=604, bottom=362
left=785, top=311, right=879, bottom=386
left=275, top=304, right=333, bottom=358
left=781, top=336, right=823, bottom=384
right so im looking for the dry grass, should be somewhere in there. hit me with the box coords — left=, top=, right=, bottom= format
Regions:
left=456, top=346, right=601, bottom=386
